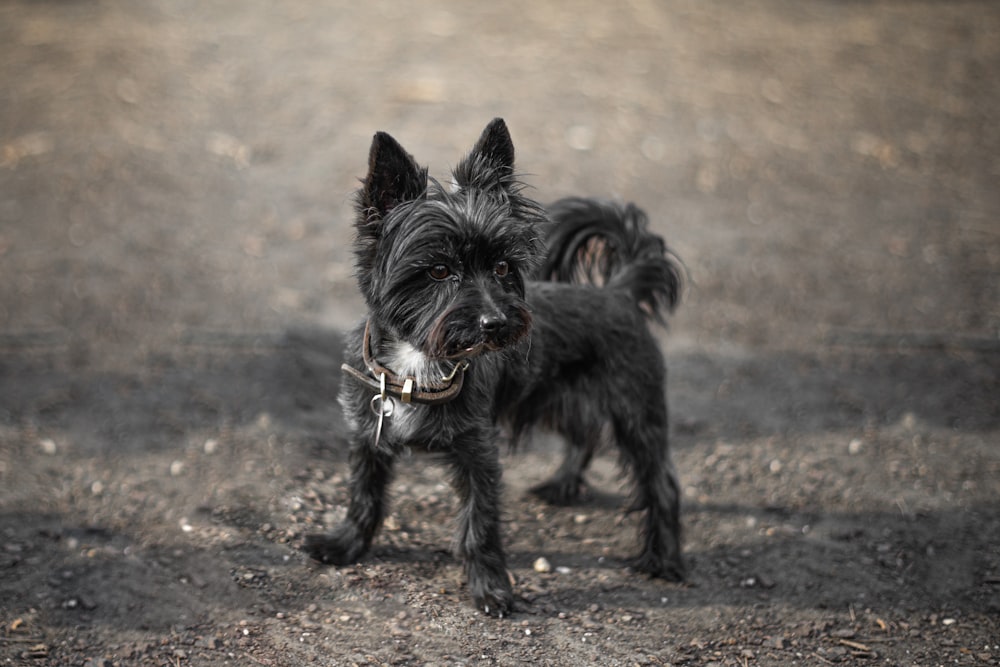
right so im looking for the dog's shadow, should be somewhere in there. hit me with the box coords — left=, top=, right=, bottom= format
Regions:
left=359, top=542, right=677, bottom=615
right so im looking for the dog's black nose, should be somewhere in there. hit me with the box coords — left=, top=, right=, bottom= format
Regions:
left=479, top=312, right=507, bottom=333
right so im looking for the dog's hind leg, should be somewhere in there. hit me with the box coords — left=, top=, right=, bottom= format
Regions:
left=530, top=416, right=601, bottom=505
left=612, top=407, right=684, bottom=581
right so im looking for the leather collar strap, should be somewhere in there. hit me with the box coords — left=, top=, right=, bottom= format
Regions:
left=340, top=320, right=469, bottom=405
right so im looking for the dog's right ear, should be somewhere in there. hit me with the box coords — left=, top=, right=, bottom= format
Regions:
left=358, top=131, right=427, bottom=223
left=354, top=132, right=427, bottom=286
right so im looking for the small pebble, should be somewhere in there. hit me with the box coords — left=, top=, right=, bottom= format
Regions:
left=533, top=557, right=552, bottom=573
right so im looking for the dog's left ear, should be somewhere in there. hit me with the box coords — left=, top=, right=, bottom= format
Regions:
left=470, top=118, right=515, bottom=173
left=453, top=118, right=516, bottom=190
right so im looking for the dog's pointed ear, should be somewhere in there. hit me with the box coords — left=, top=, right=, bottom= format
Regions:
left=354, top=131, right=427, bottom=285
left=453, top=118, right=516, bottom=190
left=358, top=131, right=427, bottom=222
left=471, top=118, right=515, bottom=173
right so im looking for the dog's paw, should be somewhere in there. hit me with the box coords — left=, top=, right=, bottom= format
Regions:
left=626, top=551, right=685, bottom=582
left=529, top=475, right=586, bottom=506
left=473, top=586, right=515, bottom=618
left=302, top=524, right=367, bottom=566
left=468, top=566, right=515, bottom=618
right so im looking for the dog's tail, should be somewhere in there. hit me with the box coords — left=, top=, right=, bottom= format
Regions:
left=538, top=197, right=682, bottom=324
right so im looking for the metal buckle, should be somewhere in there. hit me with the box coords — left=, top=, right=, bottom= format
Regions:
left=441, top=359, right=470, bottom=383
left=369, top=372, right=394, bottom=448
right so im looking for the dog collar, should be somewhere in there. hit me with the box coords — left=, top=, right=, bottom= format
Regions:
left=340, top=320, right=470, bottom=405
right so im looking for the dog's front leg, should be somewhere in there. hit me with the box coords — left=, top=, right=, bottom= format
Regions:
left=445, top=431, right=514, bottom=617
left=304, top=440, right=394, bottom=565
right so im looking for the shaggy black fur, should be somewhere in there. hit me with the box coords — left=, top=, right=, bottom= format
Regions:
left=304, top=118, right=684, bottom=617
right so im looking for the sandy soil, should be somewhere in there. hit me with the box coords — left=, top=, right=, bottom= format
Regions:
left=1, top=1, right=998, bottom=665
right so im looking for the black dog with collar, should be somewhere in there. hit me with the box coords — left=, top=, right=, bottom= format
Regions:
left=304, top=119, right=684, bottom=616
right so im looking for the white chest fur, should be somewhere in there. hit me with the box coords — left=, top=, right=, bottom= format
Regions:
left=377, top=340, right=443, bottom=441
left=382, top=340, right=445, bottom=387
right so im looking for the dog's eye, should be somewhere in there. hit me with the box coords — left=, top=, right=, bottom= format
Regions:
left=428, top=264, right=451, bottom=281
left=494, top=260, right=510, bottom=278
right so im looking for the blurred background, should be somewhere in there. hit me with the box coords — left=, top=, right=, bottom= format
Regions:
left=2, top=1, right=996, bottom=364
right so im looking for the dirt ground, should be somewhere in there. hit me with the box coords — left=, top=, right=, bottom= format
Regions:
left=1, top=1, right=999, bottom=665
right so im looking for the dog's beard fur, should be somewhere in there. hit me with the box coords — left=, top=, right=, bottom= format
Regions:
left=304, top=118, right=684, bottom=618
